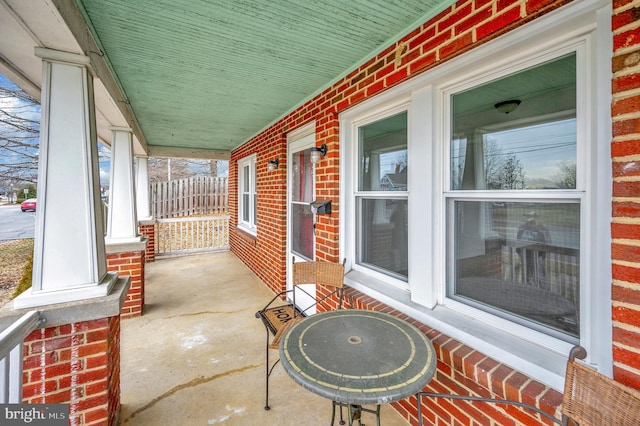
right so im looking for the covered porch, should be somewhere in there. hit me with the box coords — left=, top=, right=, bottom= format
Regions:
left=118, top=250, right=408, bottom=426
left=1, top=0, right=640, bottom=425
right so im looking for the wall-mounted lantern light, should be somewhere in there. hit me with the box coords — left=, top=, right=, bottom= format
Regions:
left=310, top=144, right=327, bottom=164
left=267, top=158, right=279, bottom=172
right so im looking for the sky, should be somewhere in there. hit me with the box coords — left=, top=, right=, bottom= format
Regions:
left=487, top=118, right=576, bottom=184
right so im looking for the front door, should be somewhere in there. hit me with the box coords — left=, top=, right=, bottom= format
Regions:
left=287, top=131, right=316, bottom=312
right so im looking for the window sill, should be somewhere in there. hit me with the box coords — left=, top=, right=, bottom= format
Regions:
left=344, top=269, right=571, bottom=391
left=234, top=226, right=257, bottom=246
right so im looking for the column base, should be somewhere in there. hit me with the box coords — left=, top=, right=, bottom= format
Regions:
left=13, top=272, right=119, bottom=310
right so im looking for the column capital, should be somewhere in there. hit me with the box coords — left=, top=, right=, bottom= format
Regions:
left=109, top=126, right=133, bottom=133
left=34, top=47, right=89, bottom=65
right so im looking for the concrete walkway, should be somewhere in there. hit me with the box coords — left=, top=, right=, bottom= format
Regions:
left=119, top=251, right=410, bottom=425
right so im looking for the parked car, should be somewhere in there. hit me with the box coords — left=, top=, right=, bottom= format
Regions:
left=21, top=198, right=36, bottom=212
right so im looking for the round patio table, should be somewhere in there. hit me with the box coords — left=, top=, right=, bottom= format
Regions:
left=279, top=309, right=436, bottom=410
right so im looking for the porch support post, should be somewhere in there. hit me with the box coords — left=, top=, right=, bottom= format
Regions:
left=136, top=156, right=152, bottom=221
left=14, top=47, right=117, bottom=309
left=136, top=156, right=156, bottom=262
left=105, top=127, right=141, bottom=244
left=105, top=128, right=147, bottom=317
left=5, top=47, right=130, bottom=426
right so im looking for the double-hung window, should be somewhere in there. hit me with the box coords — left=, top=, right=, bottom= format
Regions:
left=341, top=1, right=610, bottom=387
left=356, top=109, right=409, bottom=289
left=238, top=154, right=257, bottom=234
left=445, top=52, right=581, bottom=343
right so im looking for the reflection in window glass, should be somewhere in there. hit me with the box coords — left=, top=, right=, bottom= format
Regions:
left=451, top=53, right=576, bottom=190
left=356, top=111, right=409, bottom=283
left=291, top=148, right=314, bottom=260
left=452, top=120, right=576, bottom=190
left=359, top=198, right=408, bottom=279
left=292, top=149, right=313, bottom=202
left=448, top=200, right=580, bottom=340
left=359, top=111, right=408, bottom=192
left=447, top=52, right=581, bottom=342
left=292, top=203, right=314, bottom=260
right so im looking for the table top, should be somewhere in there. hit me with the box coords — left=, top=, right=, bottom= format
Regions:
left=279, top=309, right=436, bottom=405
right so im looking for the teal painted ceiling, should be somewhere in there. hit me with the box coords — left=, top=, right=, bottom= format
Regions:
left=76, top=0, right=453, bottom=155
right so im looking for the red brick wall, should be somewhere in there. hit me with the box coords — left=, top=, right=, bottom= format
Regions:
left=230, top=0, right=640, bottom=422
left=611, top=0, right=640, bottom=390
left=106, top=252, right=145, bottom=318
left=231, top=0, right=576, bottom=293
left=23, top=317, right=121, bottom=426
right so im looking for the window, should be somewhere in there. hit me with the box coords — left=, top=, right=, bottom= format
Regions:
left=238, top=154, right=257, bottom=234
left=356, top=111, right=409, bottom=285
left=446, top=53, right=580, bottom=343
left=341, top=1, right=610, bottom=388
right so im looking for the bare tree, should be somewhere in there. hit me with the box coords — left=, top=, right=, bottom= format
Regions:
left=555, top=161, right=576, bottom=189
left=0, top=80, right=40, bottom=192
left=148, top=157, right=228, bottom=182
left=1, top=75, right=112, bottom=199
left=483, top=138, right=505, bottom=189
left=499, top=154, right=526, bottom=189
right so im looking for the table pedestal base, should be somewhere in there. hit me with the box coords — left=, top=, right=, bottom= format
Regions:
left=332, top=401, right=381, bottom=426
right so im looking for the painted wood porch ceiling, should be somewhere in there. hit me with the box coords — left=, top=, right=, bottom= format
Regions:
left=75, top=0, right=454, bottom=157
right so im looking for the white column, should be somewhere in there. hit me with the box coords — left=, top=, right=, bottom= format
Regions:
left=14, top=48, right=117, bottom=309
left=135, top=156, right=152, bottom=221
left=105, top=127, right=141, bottom=244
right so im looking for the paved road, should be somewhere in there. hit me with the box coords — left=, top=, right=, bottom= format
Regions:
left=0, top=204, right=35, bottom=241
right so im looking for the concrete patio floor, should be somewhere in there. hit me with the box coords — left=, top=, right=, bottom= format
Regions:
left=118, top=251, right=410, bottom=425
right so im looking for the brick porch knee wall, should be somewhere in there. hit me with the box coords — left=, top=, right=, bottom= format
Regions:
left=139, top=223, right=156, bottom=263
left=342, top=288, right=562, bottom=426
left=107, top=252, right=145, bottom=318
left=22, top=317, right=121, bottom=426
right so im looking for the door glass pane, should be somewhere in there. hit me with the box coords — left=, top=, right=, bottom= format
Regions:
left=292, top=203, right=314, bottom=260
left=359, top=111, right=408, bottom=192
left=358, top=198, right=408, bottom=280
left=451, top=53, right=576, bottom=190
left=291, top=146, right=314, bottom=260
left=292, top=149, right=312, bottom=203
left=448, top=200, right=580, bottom=339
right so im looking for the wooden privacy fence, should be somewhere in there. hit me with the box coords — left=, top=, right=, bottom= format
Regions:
left=155, top=215, right=230, bottom=256
left=151, top=176, right=228, bottom=219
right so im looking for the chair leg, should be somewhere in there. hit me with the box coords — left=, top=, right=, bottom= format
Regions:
left=264, top=329, right=270, bottom=410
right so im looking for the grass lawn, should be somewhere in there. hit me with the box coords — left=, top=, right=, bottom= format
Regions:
left=0, top=239, right=34, bottom=306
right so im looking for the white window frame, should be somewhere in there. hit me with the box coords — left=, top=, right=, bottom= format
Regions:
left=352, top=105, right=411, bottom=291
left=340, top=0, right=611, bottom=391
left=237, top=154, right=257, bottom=235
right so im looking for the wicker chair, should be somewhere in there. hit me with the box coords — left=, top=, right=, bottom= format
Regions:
left=418, top=345, right=640, bottom=426
left=255, top=258, right=346, bottom=410
left=562, top=346, right=640, bottom=425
